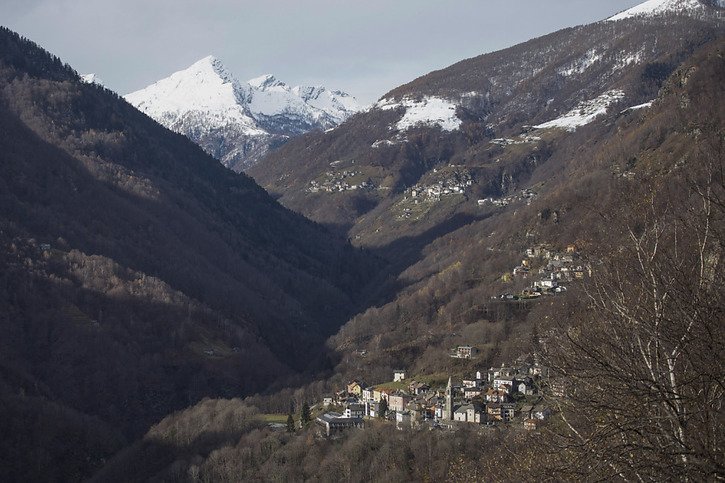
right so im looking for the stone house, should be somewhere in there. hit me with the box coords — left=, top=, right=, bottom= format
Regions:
left=388, top=392, right=412, bottom=412
left=454, top=403, right=485, bottom=423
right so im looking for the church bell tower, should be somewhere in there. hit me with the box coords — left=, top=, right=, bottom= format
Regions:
left=445, top=376, right=453, bottom=420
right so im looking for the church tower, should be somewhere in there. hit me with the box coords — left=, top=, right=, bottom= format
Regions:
left=445, top=376, right=453, bottom=420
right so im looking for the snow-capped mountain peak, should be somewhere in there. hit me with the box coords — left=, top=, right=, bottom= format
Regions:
left=607, top=0, right=706, bottom=21
left=191, top=55, right=235, bottom=83
left=294, top=85, right=362, bottom=121
left=124, top=55, right=258, bottom=135
left=248, top=74, right=285, bottom=90
left=124, top=56, right=361, bottom=171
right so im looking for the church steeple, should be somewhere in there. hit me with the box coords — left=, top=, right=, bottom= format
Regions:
left=445, top=376, right=453, bottom=420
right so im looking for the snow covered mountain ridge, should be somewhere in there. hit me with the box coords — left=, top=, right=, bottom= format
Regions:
left=363, top=0, right=722, bottom=138
left=606, top=0, right=716, bottom=21
left=124, top=56, right=361, bottom=171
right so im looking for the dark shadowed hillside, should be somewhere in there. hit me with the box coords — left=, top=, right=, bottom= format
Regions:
left=0, top=26, right=377, bottom=481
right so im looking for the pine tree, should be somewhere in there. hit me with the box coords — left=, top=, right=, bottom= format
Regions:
left=286, top=413, right=295, bottom=433
left=300, top=402, right=311, bottom=427
left=378, top=398, right=388, bottom=418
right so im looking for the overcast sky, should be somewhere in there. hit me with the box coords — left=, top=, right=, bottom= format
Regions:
left=1, top=0, right=644, bottom=103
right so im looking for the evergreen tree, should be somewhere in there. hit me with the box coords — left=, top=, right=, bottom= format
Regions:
left=378, top=398, right=388, bottom=418
left=300, top=402, right=311, bottom=427
left=286, top=413, right=295, bottom=433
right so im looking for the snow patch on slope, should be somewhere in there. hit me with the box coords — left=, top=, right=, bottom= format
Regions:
left=607, top=0, right=704, bottom=21
left=614, top=49, right=645, bottom=70
left=534, top=90, right=625, bottom=132
left=378, top=97, right=462, bottom=132
left=622, top=101, right=654, bottom=113
left=81, top=73, right=104, bottom=86
left=559, top=50, right=601, bottom=77
left=295, top=86, right=362, bottom=123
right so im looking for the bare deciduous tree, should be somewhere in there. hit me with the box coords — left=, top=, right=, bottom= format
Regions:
left=543, top=159, right=724, bottom=481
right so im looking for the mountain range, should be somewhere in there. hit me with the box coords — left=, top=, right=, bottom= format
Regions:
left=249, top=0, right=723, bottom=246
left=124, top=56, right=361, bottom=171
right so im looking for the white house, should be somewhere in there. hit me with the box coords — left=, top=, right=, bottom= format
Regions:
left=396, top=411, right=411, bottom=429
left=493, top=376, right=519, bottom=393
left=361, top=387, right=375, bottom=403
left=365, top=401, right=381, bottom=418
left=393, top=370, right=406, bottom=382
left=534, top=278, right=557, bottom=289
left=462, top=378, right=480, bottom=388
left=533, top=405, right=551, bottom=420
left=344, top=403, right=365, bottom=419
left=453, top=346, right=478, bottom=359
left=454, top=403, right=484, bottom=423
left=517, top=378, right=537, bottom=396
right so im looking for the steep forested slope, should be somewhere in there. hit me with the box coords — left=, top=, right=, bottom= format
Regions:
left=0, top=26, right=376, bottom=481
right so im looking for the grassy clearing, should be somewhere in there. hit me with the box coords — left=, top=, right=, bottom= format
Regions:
left=258, top=413, right=288, bottom=424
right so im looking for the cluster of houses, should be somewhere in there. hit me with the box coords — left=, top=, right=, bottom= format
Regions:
left=308, top=168, right=377, bottom=193
left=499, top=244, right=591, bottom=300
left=477, top=188, right=537, bottom=208
left=490, top=134, right=542, bottom=146
left=404, top=169, right=474, bottom=203
left=316, top=362, right=553, bottom=436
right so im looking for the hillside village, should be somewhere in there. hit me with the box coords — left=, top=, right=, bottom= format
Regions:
left=477, top=188, right=537, bottom=207
left=403, top=168, right=474, bottom=202
left=314, top=360, right=557, bottom=437
left=498, top=244, right=591, bottom=301
left=309, top=244, right=589, bottom=437
left=307, top=160, right=383, bottom=194
left=304, top=243, right=586, bottom=437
